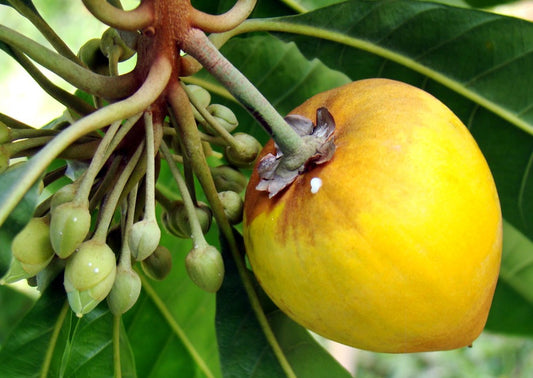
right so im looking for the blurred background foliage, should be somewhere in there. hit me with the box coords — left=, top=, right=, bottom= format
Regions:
left=2, top=0, right=533, bottom=377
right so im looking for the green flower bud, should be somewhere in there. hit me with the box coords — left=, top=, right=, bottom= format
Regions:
left=161, top=201, right=212, bottom=239
left=50, top=183, right=78, bottom=212
left=224, top=133, right=261, bottom=168
left=185, top=245, right=224, bottom=293
left=210, top=165, right=248, bottom=193
left=50, top=202, right=91, bottom=258
left=0, top=121, right=11, bottom=144
left=206, top=104, right=238, bottom=133
left=100, top=28, right=135, bottom=61
left=141, top=246, right=172, bottom=280
left=78, top=38, right=109, bottom=75
left=1, top=216, right=54, bottom=285
left=0, top=145, right=10, bottom=174
left=64, top=240, right=117, bottom=317
left=175, top=202, right=212, bottom=239
left=128, top=219, right=161, bottom=261
left=12, top=217, right=54, bottom=276
left=187, top=84, right=211, bottom=121
left=218, top=191, right=243, bottom=224
left=107, top=266, right=141, bottom=315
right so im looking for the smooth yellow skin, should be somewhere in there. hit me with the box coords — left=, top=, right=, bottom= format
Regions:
left=243, top=79, right=502, bottom=353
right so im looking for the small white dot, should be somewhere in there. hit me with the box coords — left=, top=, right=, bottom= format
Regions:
left=310, top=177, right=322, bottom=194
left=93, top=268, right=99, bottom=273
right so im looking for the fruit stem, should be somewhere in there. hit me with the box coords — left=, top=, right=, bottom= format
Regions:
left=0, top=56, right=172, bottom=227
left=82, top=0, right=153, bottom=31
left=40, top=300, right=69, bottom=378
left=74, top=119, right=124, bottom=206
left=4, top=136, right=54, bottom=155
left=160, top=140, right=208, bottom=249
left=0, top=24, right=138, bottom=100
left=93, top=141, right=144, bottom=243
left=9, top=48, right=95, bottom=116
left=7, top=0, right=81, bottom=64
left=10, top=128, right=59, bottom=140
left=88, top=156, right=122, bottom=211
left=0, top=113, right=32, bottom=129
left=143, top=112, right=157, bottom=223
left=167, top=80, right=296, bottom=378
left=182, top=28, right=304, bottom=157
left=181, top=82, right=242, bottom=151
left=190, top=0, right=257, bottom=33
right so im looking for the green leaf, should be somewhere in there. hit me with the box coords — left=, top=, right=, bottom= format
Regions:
left=122, top=214, right=221, bottom=378
left=0, top=163, right=41, bottom=275
left=215, top=232, right=285, bottom=377
left=0, top=278, right=136, bottom=378
left=216, top=230, right=350, bottom=377
left=485, top=220, right=533, bottom=335
left=0, top=285, right=34, bottom=347
left=267, top=311, right=351, bottom=378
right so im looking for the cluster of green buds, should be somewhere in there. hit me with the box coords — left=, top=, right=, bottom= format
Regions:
left=1, top=69, right=256, bottom=317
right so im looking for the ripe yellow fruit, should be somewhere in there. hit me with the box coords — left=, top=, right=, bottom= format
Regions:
left=243, top=79, right=502, bottom=353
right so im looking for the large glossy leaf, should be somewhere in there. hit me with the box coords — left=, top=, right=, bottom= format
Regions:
left=0, top=285, right=34, bottom=347
left=215, top=230, right=351, bottom=377
left=0, top=278, right=137, bottom=377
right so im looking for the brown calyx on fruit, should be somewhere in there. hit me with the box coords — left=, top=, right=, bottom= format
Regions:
left=255, top=107, right=336, bottom=198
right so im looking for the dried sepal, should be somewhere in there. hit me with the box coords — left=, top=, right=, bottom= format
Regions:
left=256, top=107, right=336, bottom=198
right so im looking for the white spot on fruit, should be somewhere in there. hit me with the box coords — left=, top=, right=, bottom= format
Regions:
left=310, top=177, right=322, bottom=194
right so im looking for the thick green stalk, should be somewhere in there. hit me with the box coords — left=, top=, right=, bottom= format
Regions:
left=9, top=48, right=95, bottom=116
left=0, top=56, right=172, bottom=226
left=190, top=0, right=257, bottom=33
left=0, top=25, right=137, bottom=99
left=167, top=81, right=296, bottom=378
left=160, top=141, right=208, bottom=249
left=182, top=28, right=304, bottom=157
left=142, top=112, right=157, bottom=222
left=92, top=141, right=144, bottom=242
left=82, top=0, right=153, bottom=31
left=7, top=0, right=81, bottom=63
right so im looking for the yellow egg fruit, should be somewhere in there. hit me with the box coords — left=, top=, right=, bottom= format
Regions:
left=243, top=79, right=502, bottom=353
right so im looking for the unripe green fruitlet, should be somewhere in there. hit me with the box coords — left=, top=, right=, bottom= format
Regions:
left=224, top=133, right=261, bottom=168
left=128, top=219, right=161, bottom=261
left=0, top=145, right=10, bottom=174
left=0, top=121, right=11, bottom=143
left=206, top=104, right=239, bottom=134
left=107, top=266, right=141, bottom=315
left=218, top=191, right=243, bottom=224
left=50, top=202, right=91, bottom=258
left=210, top=165, right=248, bottom=193
left=187, top=84, right=211, bottom=121
left=141, top=246, right=172, bottom=280
left=185, top=245, right=224, bottom=293
left=50, top=183, right=78, bottom=212
left=12, top=217, right=55, bottom=276
left=64, top=240, right=117, bottom=317
left=163, top=201, right=212, bottom=239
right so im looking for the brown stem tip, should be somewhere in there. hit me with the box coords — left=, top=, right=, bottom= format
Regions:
left=256, top=107, right=336, bottom=198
